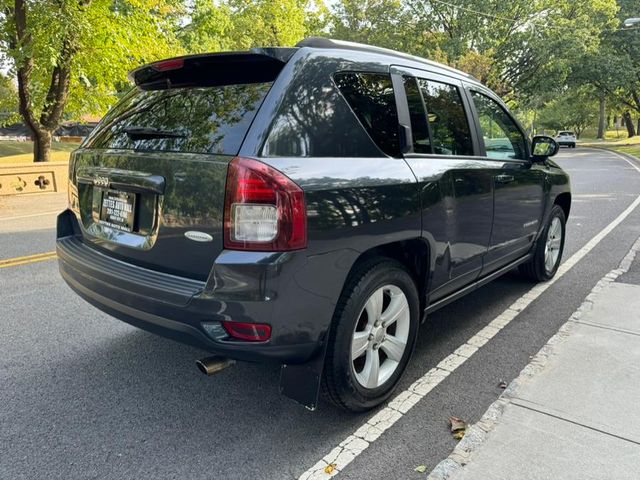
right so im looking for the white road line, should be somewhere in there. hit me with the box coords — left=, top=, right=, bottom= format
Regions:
left=612, top=151, right=640, bottom=173
left=299, top=150, right=640, bottom=480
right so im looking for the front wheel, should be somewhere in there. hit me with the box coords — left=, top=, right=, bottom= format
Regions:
left=520, top=205, right=566, bottom=281
left=321, top=258, right=419, bottom=412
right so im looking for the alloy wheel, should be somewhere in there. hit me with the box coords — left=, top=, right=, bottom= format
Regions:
left=350, top=285, right=410, bottom=389
left=544, top=216, right=562, bottom=274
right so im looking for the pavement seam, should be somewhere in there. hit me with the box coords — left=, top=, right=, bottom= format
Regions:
left=0, top=210, right=61, bottom=221
left=508, top=402, right=640, bottom=447
left=571, top=319, right=640, bottom=337
left=298, top=153, right=640, bottom=480
left=426, top=234, right=640, bottom=480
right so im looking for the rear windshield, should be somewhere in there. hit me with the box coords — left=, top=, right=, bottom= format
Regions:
left=85, top=83, right=272, bottom=155
left=558, top=131, right=574, bottom=136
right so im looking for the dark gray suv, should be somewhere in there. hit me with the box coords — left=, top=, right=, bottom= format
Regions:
left=57, top=37, right=570, bottom=412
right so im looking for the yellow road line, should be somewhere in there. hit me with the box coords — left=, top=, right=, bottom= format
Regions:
left=0, top=251, right=57, bottom=269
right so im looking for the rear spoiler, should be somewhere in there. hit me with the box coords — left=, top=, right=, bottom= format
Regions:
left=129, top=47, right=297, bottom=90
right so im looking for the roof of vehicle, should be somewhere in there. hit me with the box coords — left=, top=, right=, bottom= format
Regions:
left=129, top=37, right=482, bottom=89
left=296, top=37, right=478, bottom=83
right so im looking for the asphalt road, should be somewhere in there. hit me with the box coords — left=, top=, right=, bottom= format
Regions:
left=1, top=148, right=639, bottom=480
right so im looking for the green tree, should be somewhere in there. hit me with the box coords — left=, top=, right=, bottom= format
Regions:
left=181, top=0, right=327, bottom=53
left=0, top=72, right=18, bottom=126
left=596, top=0, right=640, bottom=137
left=179, top=0, right=233, bottom=53
left=538, top=88, right=599, bottom=138
left=330, top=0, right=413, bottom=52
left=329, top=0, right=618, bottom=102
left=0, top=0, right=183, bottom=162
left=226, top=0, right=307, bottom=48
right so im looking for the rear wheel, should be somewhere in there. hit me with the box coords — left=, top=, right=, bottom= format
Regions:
left=520, top=205, right=566, bottom=281
left=321, top=258, right=419, bottom=412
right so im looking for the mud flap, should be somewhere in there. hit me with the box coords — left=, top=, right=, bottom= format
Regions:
left=279, top=341, right=328, bottom=411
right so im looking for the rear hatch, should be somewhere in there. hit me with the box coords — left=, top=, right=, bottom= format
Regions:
left=70, top=51, right=293, bottom=280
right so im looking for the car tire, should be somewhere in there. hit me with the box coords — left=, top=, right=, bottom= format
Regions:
left=519, top=205, right=566, bottom=282
left=321, top=258, right=419, bottom=412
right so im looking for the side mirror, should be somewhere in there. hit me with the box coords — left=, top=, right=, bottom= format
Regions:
left=531, top=135, right=559, bottom=161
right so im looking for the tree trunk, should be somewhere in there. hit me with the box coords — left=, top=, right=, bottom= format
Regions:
left=597, top=95, right=606, bottom=139
left=623, top=111, right=636, bottom=137
left=32, top=129, right=52, bottom=162
left=8, top=0, right=83, bottom=163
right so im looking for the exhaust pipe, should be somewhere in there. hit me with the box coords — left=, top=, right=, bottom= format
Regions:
left=196, top=356, right=235, bottom=376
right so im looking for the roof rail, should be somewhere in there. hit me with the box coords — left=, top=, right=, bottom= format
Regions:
left=295, top=37, right=475, bottom=81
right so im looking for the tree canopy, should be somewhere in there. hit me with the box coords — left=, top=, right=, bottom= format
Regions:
left=0, top=0, right=183, bottom=160
left=0, top=0, right=638, bottom=161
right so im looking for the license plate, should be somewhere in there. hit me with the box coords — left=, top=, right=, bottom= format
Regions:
left=99, top=190, right=136, bottom=232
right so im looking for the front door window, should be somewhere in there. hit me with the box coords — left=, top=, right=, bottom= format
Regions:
left=471, top=92, right=527, bottom=160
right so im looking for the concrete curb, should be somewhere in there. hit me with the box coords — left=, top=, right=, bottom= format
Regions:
left=427, top=235, right=640, bottom=480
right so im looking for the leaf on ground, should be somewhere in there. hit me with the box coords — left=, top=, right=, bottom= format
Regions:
left=324, top=463, right=337, bottom=474
left=414, top=465, right=428, bottom=473
left=449, top=416, right=467, bottom=440
left=449, top=416, right=467, bottom=432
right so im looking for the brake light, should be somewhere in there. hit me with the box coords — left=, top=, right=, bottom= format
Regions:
left=222, top=321, right=271, bottom=342
left=224, top=157, right=307, bottom=251
left=152, top=58, right=184, bottom=72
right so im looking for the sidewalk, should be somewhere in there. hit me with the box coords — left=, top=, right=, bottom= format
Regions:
left=0, top=192, right=66, bottom=234
left=431, top=237, right=640, bottom=480
left=0, top=191, right=67, bottom=219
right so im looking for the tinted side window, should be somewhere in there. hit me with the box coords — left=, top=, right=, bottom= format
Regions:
left=334, top=72, right=400, bottom=157
left=403, top=77, right=431, bottom=154
left=261, top=61, right=386, bottom=158
left=417, top=79, right=473, bottom=156
left=471, top=91, right=527, bottom=160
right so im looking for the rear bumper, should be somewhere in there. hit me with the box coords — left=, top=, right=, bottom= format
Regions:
left=56, top=210, right=343, bottom=364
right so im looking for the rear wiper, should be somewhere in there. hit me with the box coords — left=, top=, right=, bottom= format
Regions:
left=123, top=126, right=187, bottom=141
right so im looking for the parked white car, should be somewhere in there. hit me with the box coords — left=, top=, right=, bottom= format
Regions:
left=555, top=131, right=577, bottom=148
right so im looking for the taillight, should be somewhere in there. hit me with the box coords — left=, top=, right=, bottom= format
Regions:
left=224, top=157, right=307, bottom=251
left=222, top=321, right=272, bottom=342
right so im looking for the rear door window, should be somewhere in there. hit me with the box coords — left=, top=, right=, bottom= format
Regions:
left=333, top=72, right=400, bottom=157
left=85, top=83, right=273, bottom=155
left=413, top=78, right=473, bottom=156
left=403, top=77, right=431, bottom=154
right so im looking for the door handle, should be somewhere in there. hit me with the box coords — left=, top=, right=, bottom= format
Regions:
left=495, top=174, right=515, bottom=184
